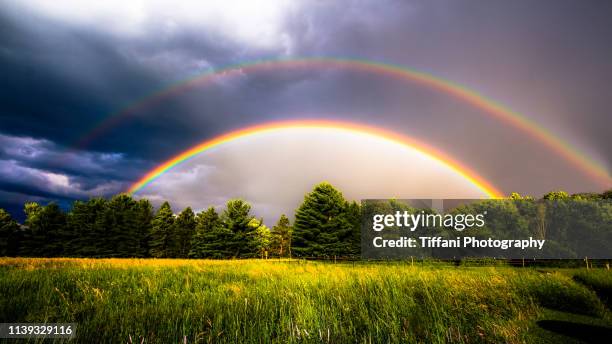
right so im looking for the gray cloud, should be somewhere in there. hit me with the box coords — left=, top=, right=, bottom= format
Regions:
left=0, top=133, right=137, bottom=215
left=0, top=0, right=610, bottom=220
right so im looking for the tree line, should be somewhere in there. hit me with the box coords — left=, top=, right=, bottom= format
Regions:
left=1, top=185, right=609, bottom=259
left=0, top=182, right=360, bottom=258
left=362, top=189, right=612, bottom=259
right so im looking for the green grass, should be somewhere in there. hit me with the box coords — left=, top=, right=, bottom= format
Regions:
left=0, top=258, right=611, bottom=343
left=527, top=309, right=612, bottom=344
left=573, top=270, right=612, bottom=309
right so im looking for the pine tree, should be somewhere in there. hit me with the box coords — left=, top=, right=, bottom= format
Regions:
left=174, top=207, right=196, bottom=258
left=221, top=199, right=255, bottom=257
left=271, top=214, right=292, bottom=257
left=149, top=202, right=175, bottom=258
left=104, top=194, right=141, bottom=257
left=0, top=208, right=20, bottom=256
left=21, top=202, right=66, bottom=257
left=134, top=199, right=154, bottom=257
left=20, top=202, right=42, bottom=256
left=67, top=199, right=108, bottom=257
left=343, top=200, right=361, bottom=257
left=292, top=182, right=358, bottom=257
left=189, top=207, right=231, bottom=258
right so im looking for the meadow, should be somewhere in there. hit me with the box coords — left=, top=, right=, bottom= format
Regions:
left=0, top=258, right=611, bottom=343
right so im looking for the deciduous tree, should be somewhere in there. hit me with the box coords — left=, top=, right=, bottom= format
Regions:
left=271, top=214, right=292, bottom=257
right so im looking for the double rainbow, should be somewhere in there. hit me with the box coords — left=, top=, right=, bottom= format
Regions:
left=73, top=57, right=609, bottom=188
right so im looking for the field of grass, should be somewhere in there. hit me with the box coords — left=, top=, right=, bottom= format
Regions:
left=0, top=258, right=611, bottom=343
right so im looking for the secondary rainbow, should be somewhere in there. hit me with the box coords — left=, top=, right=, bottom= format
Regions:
left=78, top=57, right=609, bottom=186
left=127, top=119, right=503, bottom=198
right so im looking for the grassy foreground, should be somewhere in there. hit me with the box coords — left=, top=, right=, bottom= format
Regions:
left=0, top=258, right=611, bottom=343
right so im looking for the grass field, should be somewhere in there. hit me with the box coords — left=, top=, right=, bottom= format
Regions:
left=1, top=258, right=611, bottom=343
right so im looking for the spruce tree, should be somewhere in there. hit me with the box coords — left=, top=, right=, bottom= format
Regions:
left=0, top=208, right=20, bottom=256
left=104, top=194, right=141, bottom=257
left=189, top=207, right=230, bottom=258
left=221, top=199, right=255, bottom=257
left=21, top=202, right=43, bottom=256
left=21, top=202, right=66, bottom=257
left=67, top=199, right=108, bottom=257
left=134, top=199, right=154, bottom=257
left=292, top=182, right=359, bottom=257
left=342, top=201, right=361, bottom=256
left=174, top=207, right=196, bottom=258
left=149, top=202, right=175, bottom=258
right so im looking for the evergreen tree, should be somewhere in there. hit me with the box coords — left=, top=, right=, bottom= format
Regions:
left=66, top=198, right=108, bottom=257
left=189, top=207, right=231, bottom=258
left=21, top=202, right=66, bottom=257
left=105, top=194, right=140, bottom=257
left=149, top=202, right=175, bottom=258
left=0, top=208, right=20, bottom=256
left=20, top=202, right=42, bottom=256
left=271, top=214, right=292, bottom=257
left=343, top=200, right=362, bottom=256
left=174, top=207, right=196, bottom=258
left=221, top=199, right=255, bottom=257
left=134, top=199, right=154, bottom=257
left=292, top=182, right=359, bottom=257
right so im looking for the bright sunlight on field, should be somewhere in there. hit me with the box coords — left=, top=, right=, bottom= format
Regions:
left=1, top=258, right=611, bottom=343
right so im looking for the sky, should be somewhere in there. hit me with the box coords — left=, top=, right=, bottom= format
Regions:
left=1, top=0, right=611, bottom=222
left=137, top=127, right=490, bottom=219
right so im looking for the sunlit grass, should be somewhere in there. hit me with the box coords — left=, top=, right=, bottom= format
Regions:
left=0, top=258, right=610, bottom=343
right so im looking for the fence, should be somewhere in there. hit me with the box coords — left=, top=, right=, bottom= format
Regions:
left=264, top=256, right=612, bottom=268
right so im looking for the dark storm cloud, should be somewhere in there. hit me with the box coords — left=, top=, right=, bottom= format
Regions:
left=0, top=132, right=141, bottom=216
left=0, top=12, right=168, bottom=156
left=1, top=0, right=611, bottom=220
left=0, top=1, right=309, bottom=157
left=0, top=134, right=146, bottom=183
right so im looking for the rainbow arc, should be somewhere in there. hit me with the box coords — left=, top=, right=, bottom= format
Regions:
left=127, top=119, right=503, bottom=198
left=75, top=57, right=609, bottom=186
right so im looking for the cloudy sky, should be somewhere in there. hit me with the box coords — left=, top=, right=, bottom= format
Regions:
left=1, top=0, right=611, bottom=222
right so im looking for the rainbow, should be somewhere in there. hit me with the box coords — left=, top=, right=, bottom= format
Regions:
left=80, top=57, right=609, bottom=186
left=127, top=119, right=503, bottom=198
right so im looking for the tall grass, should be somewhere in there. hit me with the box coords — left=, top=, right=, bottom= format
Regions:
left=573, top=270, right=612, bottom=309
left=0, top=258, right=607, bottom=343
